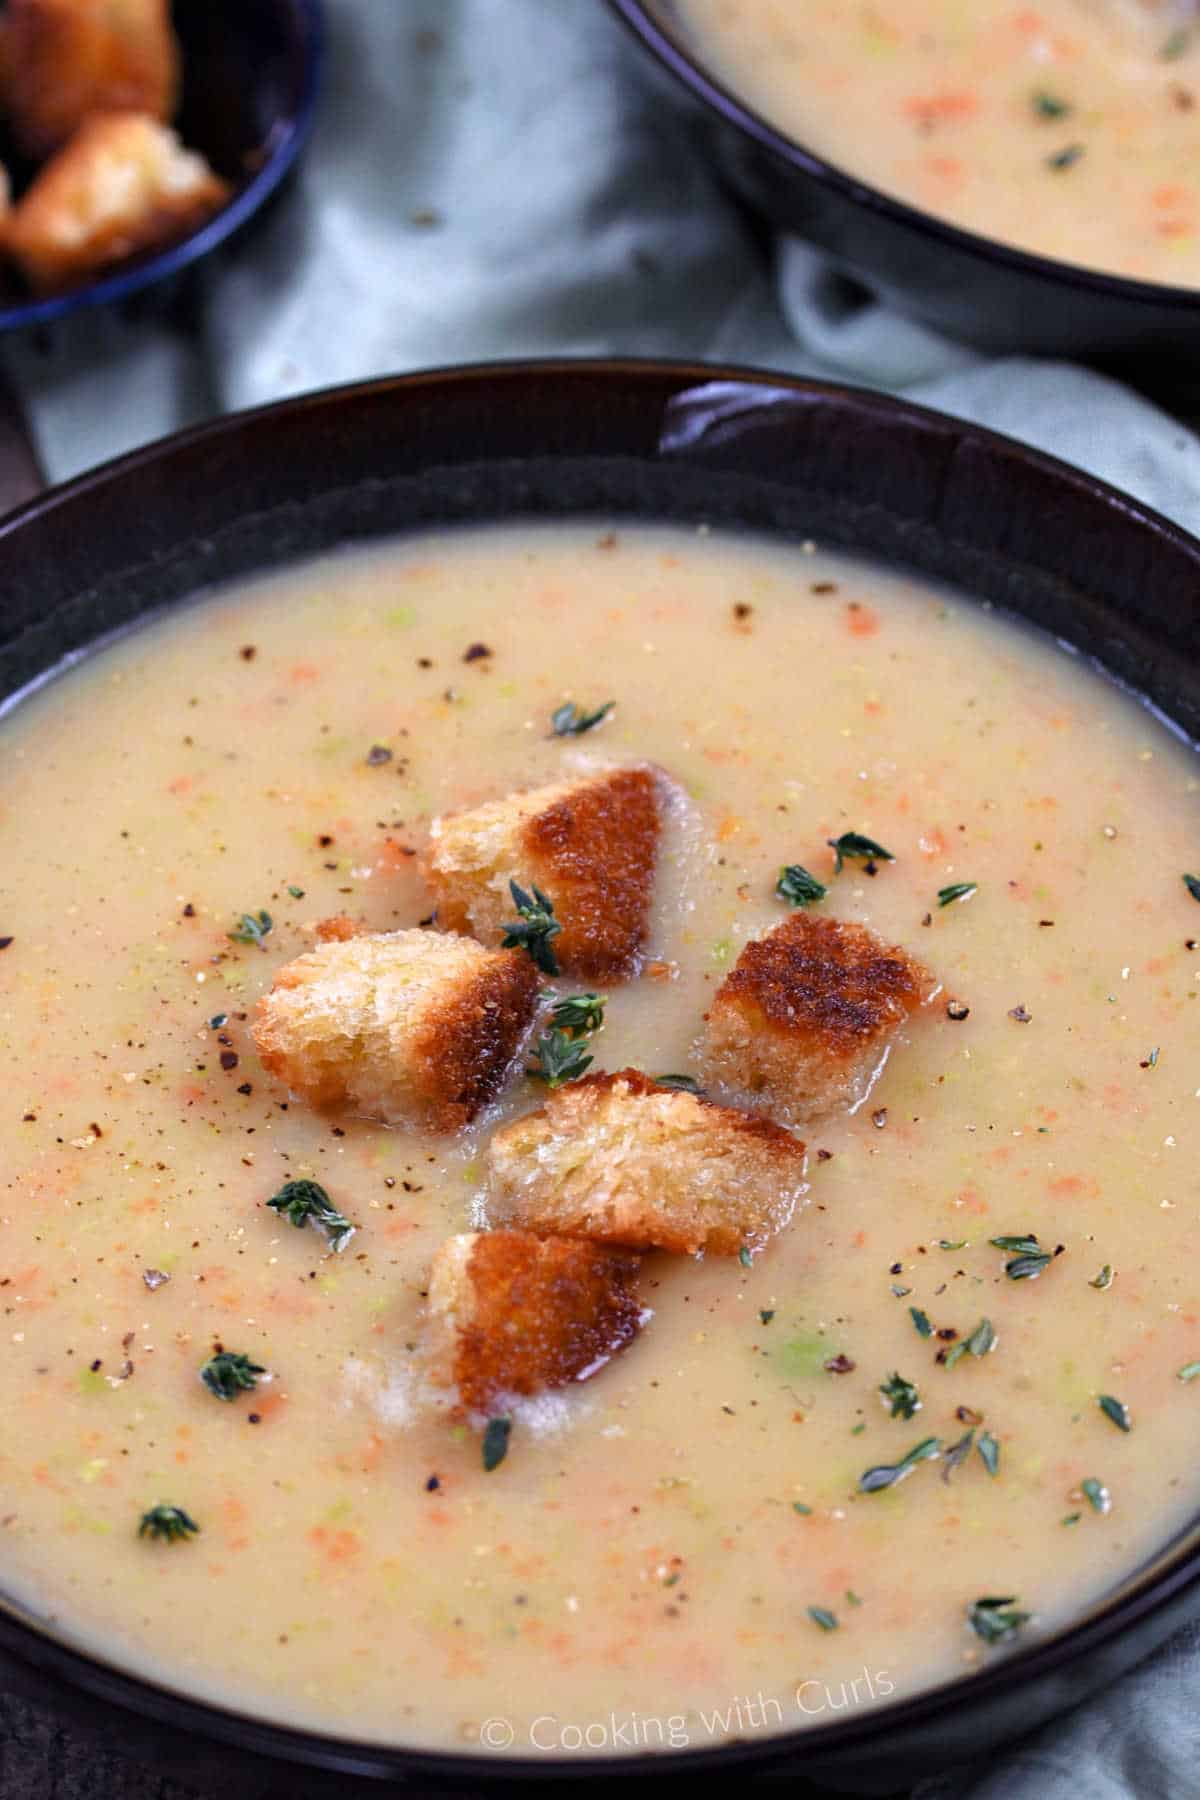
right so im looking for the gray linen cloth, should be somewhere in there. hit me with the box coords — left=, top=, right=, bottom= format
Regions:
left=2, top=3, right=1198, bottom=1794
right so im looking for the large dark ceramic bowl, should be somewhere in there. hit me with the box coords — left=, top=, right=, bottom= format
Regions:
left=607, top=0, right=1200, bottom=359
left=1, top=362, right=1200, bottom=1794
left=0, top=0, right=324, bottom=334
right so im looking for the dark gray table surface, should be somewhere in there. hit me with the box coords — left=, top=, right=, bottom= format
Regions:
left=0, top=1688, right=899, bottom=1800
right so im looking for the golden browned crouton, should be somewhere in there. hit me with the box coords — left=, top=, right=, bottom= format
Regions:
left=424, top=766, right=662, bottom=981
left=486, top=1069, right=807, bottom=1257
left=4, top=112, right=230, bottom=293
left=252, top=929, right=539, bottom=1134
left=424, top=1230, right=643, bottom=1414
left=699, top=913, right=936, bottom=1125
left=0, top=0, right=180, bottom=159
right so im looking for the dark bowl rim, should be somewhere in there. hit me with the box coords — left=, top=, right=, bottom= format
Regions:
left=605, top=0, right=1200, bottom=315
left=1, top=355, right=1200, bottom=1782
left=0, top=0, right=325, bottom=335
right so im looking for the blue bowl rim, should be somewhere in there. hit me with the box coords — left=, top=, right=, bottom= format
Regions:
left=606, top=0, right=1200, bottom=315
left=0, top=0, right=325, bottom=335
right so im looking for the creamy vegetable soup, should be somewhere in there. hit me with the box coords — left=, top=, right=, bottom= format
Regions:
left=675, top=0, right=1200, bottom=286
left=2, top=521, right=1200, bottom=1758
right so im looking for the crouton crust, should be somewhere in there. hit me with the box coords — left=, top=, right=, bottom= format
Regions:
left=4, top=111, right=230, bottom=293
left=699, top=913, right=935, bottom=1125
left=0, top=0, right=180, bottom=160
left=486, top=1069, right=807, bottom=1256
left=425, top=1230, right=642, bottom=1413
left=424, top=766, right=662, bottom=981
left=252, top=929, right=539, bottom=1134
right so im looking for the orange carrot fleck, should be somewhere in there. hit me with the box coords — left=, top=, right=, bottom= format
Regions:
left=905, top=91, right=978, bottom=127
left=846, top=603, right=881, bottom=638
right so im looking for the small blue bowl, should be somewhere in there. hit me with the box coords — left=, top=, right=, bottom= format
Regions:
left=0, top=0, right=324, bottom=334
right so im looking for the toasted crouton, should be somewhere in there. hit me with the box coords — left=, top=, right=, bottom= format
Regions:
left=486, top=1069, right=807, bottom=1256
left=0, top=0, right=180, bottom=160
left=424, top=766, right=662, bottom=981
left=4, top=112, right=230, bottom=294
left=252, top=929, right=539, bottom=1134
left=698, top=914, right=935, bottom=1125
left=424, top=1230, right=643, bottom=1414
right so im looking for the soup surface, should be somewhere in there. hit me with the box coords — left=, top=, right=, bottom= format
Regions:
left=1, top=521, right=1199, bottom=1757
left=676, top=0, right=1200, bottom=287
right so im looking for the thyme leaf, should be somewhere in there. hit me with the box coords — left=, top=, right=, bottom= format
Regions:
left=266, top=1178, right=356, bottom=1253
left=968, top=1596, right=1030, bottom=1644
left=550, top=700, right=614, bottom=737
left=990, top=1234, right=1053, bottom=1280
left=859, top=1435, right=941, bottom=1493
left=978, top=1431, right=1000, bottom=1477
left=1098, top=1394, right=1132, bottom=1432
left=777, top=864, right=828, bottom=908
left=1082, top=1477, right=1111, bottom=1515
left=941, top=1428, right=976, bottom=1482
left=482, top=1415, right=512, bottom=1471
left=827, top=831, right=895, bottom=873
left=937, top=882, right=978, bottom=907
left=943, top=1318, right=995, bottom=1369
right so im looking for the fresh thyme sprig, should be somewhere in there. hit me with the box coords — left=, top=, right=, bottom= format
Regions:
left=228, top=909, right=273, bottom=946
left=528, top=1029, right=594, bottom=1088
left=879, top=1371, right=921, bottom=1420
left=528, top=991, right=607, bottom=1088
left=138, top=1504, right=200, bottom=1544
left=502, top=880, right=562, bottom=976
left=200, top=1349, right=266, bottom=1402
left=548, top=992, right=606, bottom=1035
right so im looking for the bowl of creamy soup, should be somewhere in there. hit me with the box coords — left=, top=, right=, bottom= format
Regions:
left=607, top=0, right=1200, bottom=355
left=2, top=361, right=1200, bottom=1792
